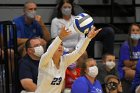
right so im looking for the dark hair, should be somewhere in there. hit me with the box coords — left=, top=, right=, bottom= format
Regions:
left=25, top=37, right=40, bottom=51
left=102, top=53, right=115, bottom=61
left=57, top=0, right=75, bottom=18
left=80, top=58, right=94, bottom=76
left=128, top=23, right=140, bottom=60
left=25, top=38, right=32, bottom=51
left=45, top=38, right=55, bottom=51
left=128, top=23, right=140, bottom=35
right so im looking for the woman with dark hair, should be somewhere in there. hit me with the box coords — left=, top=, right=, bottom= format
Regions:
left=51, top=0, right=85, bottom=53
left=56, top=0, right=75, bottom=18
left=71, top=58, right=103, bottom=93
left=118, top=23, right=140, bottom=93
left=35, top=26, right=101, bottom=93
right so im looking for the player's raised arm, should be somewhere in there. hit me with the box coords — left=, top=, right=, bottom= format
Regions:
left=64, top=27, right=102, bottom=66
left=39, top=26, right=71, bottom=70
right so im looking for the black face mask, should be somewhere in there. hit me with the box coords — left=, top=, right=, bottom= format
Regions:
left=106, top=81, right=118, bottom=91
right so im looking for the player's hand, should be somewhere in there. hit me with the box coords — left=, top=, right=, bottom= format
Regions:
left=59, top=26, right=71, bottom=40
left=87, top=26, right=102, bottom=39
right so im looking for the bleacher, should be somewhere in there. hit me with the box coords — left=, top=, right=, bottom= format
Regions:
left=0, top=0, right=140, bottom=93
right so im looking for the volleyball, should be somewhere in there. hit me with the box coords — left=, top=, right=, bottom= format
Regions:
left=73, top=13, right=94, bottom=34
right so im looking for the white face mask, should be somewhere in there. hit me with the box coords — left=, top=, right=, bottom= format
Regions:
left=88, top=66, right=98, bottom=78
left=34, top=46, right=44, bottom=57
left=131, top=34, right=140, bottom=40
left=25, top=10, right=36, bottom=19
left=62, top=7, right=72, bottom=16
left=106, top=61, right=116, bottom=70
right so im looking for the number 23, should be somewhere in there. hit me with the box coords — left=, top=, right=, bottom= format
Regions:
left=51, top=77, right=62, bottom=85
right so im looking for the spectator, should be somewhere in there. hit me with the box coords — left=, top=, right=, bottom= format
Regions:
left=104, top=75, right=122, bottom=93
left=51, top=0, right=85, bottom=53
left=97, top=53, right=118, bottom=92
left=50, top=0, right=84, bottom=21
left=71, top=58, right=103, bottom=93
left=118, top=23, right=140, bottom=93
left=19, top=37, right=45, bottom=93
left=35, top=26, right=101, bottom=93
left=13, top=1, right=50, bottom=56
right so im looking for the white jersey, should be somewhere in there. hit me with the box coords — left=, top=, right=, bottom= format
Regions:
left=35, top=36, right=91, bottom=93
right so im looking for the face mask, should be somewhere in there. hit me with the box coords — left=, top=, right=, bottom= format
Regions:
left=61, top=7, right=72, bottom=16
left=106, top=61, right=116, bottom=70
left=25, top=10, right=36, bottom=19
left=131, top=34, right=140, bottom=40
left=68, top=63, right=76, bottom=70
left=88, top=66, right=98, bottom=78
left=34, top=46, right=44, bottom=57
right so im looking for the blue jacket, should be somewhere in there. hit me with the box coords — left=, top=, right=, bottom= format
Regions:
left=71, top=76, right=103, bottom=93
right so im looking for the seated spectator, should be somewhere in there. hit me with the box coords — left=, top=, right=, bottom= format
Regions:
left=13, top=1, right=50, bottom=56
left=71, top=58, right=103, bottom=93
left=97, top=53, right=118, bottom=91
left=51, top=0, right=85, bottom=21
left=19, top=37, right=45, bottom=93
left=104, top=75, right=122, bottom=93
left=132, top=59, right=140, bottom=93
left=51, top=0, right=85, bottom=53
left=118, top=23, right=140, bottom=93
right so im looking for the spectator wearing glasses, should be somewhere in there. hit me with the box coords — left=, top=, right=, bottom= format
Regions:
left=19, top=37, right=45, bottom=93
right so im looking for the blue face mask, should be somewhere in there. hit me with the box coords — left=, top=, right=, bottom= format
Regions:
left=131, top=34, right=140, bottom=40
